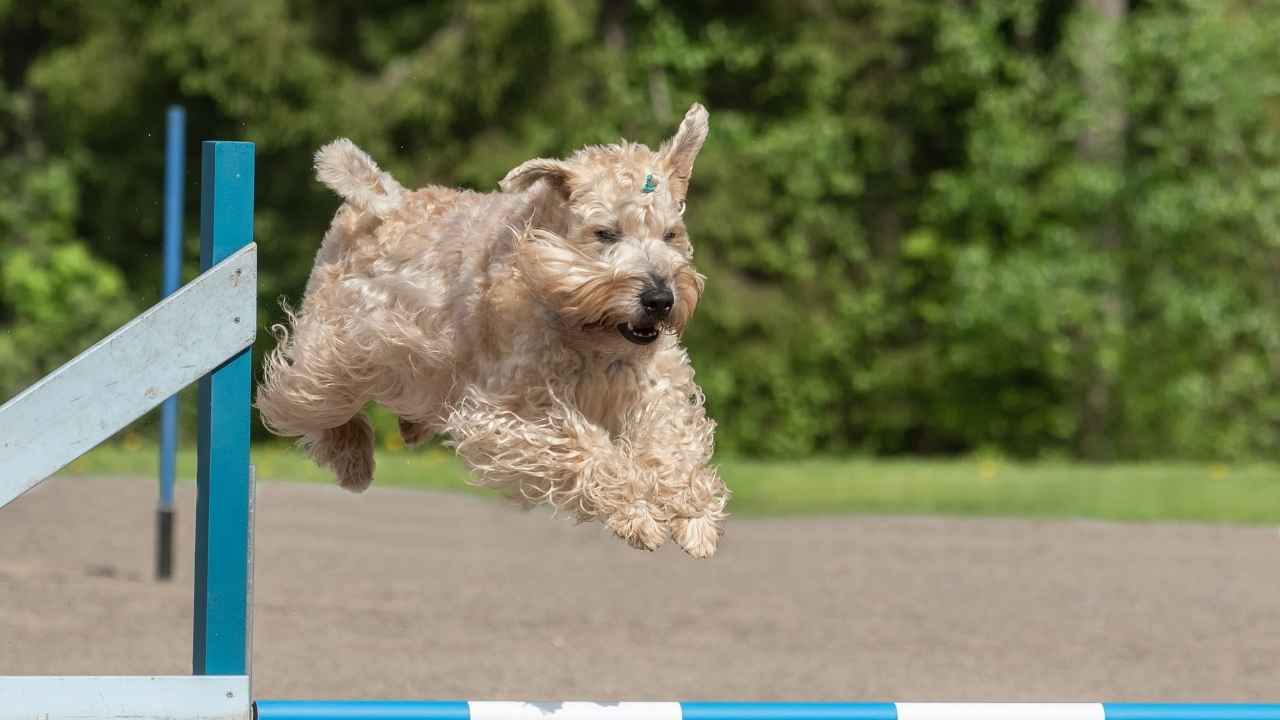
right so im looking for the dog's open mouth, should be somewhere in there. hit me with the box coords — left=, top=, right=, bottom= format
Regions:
left=618, top=322, right=660, bottom=345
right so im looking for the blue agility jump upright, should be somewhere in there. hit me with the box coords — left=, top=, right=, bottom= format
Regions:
left=157, top=103, right=186, bottom=581
left=0, top=139, right=1277, bottom=720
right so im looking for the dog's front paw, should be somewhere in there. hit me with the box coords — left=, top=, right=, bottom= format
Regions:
left=606, top=502, right=667, bottom=551
left=671, top=514, right=721, bottom=558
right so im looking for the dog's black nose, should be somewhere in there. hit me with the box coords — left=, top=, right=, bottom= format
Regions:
left=640, top=285, right=675, bottom=319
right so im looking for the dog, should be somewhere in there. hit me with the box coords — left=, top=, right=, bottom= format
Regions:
left=255, top=104, right=728, bottom=558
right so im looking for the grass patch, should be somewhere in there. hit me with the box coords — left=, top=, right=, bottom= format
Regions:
left=720, top=457, right=1280, bottom=524
left=66, top=441, right=475, bottom=492
left=63, top=441, right=1280, bottom=525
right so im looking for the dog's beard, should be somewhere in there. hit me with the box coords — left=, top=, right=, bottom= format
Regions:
left=515, top=228, right=702, bottom=342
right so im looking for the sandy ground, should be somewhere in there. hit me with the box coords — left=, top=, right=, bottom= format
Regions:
left=0, top=475, right=1277, bottom=701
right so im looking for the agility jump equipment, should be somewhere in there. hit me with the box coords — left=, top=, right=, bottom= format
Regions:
left=0, top=140, right=1276, bottom=720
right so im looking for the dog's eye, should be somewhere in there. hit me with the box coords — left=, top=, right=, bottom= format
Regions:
left=663, top=229, right=678, bottom=243
left=595, top=229, right=620, bottom=243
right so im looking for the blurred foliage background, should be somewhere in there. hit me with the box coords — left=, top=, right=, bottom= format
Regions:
left=2, top=0, right=1278, bottom=461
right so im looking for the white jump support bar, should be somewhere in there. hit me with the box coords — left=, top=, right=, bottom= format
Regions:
left=0, top=675, right=251, bottom=720
left=0, top=243, right=257, bottom=509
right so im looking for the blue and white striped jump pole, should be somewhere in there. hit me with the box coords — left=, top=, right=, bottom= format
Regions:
left=157, top=104, right=185, bottom=581
left=253, top=701, right=1280, bottom=720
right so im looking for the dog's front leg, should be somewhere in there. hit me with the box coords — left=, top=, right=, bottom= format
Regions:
left=625, top=383, right=729, bottom=559
left=444, top=391, right=668, bottom=551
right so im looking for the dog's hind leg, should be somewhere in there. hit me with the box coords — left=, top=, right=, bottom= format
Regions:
left=256, top=310, right=379, bottom=490
left=398, top=417, right=434, bottom=447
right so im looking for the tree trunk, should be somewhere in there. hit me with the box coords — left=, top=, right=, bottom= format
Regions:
left=1075, top=0, right=1128, bottom=459
left=599, top=0, right=630, bottom=52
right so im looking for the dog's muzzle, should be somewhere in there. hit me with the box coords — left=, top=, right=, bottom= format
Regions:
left=618, top=283, right=674, bottom=345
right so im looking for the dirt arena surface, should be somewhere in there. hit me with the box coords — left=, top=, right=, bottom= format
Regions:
left=1, top=475, right=1276, bottom=701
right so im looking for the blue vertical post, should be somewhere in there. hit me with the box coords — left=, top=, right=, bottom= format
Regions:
left=194, top=141, right=254, bottom=676
left=156, top=105, right=185, bottom=581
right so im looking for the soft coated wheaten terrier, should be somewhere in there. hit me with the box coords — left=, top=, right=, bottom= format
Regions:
left=256, top=104, right=728, bottom=557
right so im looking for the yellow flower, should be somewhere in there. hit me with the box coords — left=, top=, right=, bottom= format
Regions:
left=1209, top=464, right=1228, bottom=481
left=979, top=460, right=999, bottom=480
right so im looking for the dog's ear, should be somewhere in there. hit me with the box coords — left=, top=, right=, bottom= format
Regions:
left=658, top=103, right=709, bottom=202
left=500, top=158, right=575, bottom=196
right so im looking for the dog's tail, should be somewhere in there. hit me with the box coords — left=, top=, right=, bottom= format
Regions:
left=314, top=138, right=406, bottom=218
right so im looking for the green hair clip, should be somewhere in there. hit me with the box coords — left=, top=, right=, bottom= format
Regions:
left=641, top=173, right=657, bottom=193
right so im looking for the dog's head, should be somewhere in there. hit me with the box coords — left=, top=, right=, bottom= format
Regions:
left=503, top=104, right=709, bottom=353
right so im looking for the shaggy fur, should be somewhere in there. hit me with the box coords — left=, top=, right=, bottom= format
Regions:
left=256, top=104, right=728, bottom=557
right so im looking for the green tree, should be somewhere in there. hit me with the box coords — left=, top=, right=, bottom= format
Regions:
left=0, top=3, right=136, bottom=393
left=2, top=0, right=1277, bottom=460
